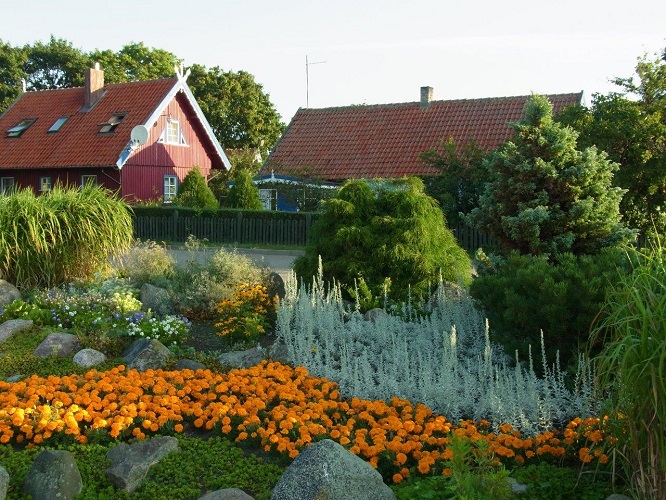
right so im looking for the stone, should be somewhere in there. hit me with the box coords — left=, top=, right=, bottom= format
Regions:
left=123, top=338, right=174, bottom=372
left=0, top=465, right=8, bottom=500
left=22, top=449, right=82, bottom=500
left=105, top=436, right=178, bottom=492
left=6, top=374, right=24, bottom=383
left=606, top=495, right=632, bottom=500
left=363, top=308, right=388, bottom=323
left=176, top=358, right=206, bottom=371
left=140, top=283, right=175, bottom=317
left=217, top=346, right=264, bottom=369
left=33, top=332, right=79, bottom=358
left=267, top=341, right=290, bottom=365
left=198, top=488, right=255, bottom=500
left=73, top=348, right=107, bottom=368
left=271, top=439, right=395, bottom=500
left=266, top=272, right=286, bottom=300
left=507, top=476, right=528, bottom=494
left=0, top=280, right=20, bottom=308
left=0, top=319, right=33, bottom=344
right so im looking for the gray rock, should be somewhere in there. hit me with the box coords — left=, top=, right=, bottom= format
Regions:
left=22, top=449, right=82, bottom=500
left=176, top=358, right=206, bottom=371
left=217, top=347, right=264, bottom=369
left=140, top=283, right=175, bottom=317
left=105, top=436, right=178, bottom=492
left=0, top=465, right=8, bottom=500
left=363, top=308, right=388, bottom=323
left=267, top=341, right=290, bottom=365
left=199, top=488, right=255, bottom=500
left=123, top=338, right=174, bottom=372
left=508, top=476, right=528, bottom=494
left=33, top=332, right=79, bottom=358
left=73, top=348, right=107, bottom=367
left=271, top=439, right=395, bottom=500
left=0, top=319, right=33, bottom=344
left=0, top=280, right=20, bottom=308
left=606, top=495, right=631, bottom=500
left=6, top=374, right=24, bottom=383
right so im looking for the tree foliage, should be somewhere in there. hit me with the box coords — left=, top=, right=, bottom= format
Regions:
left=173, top=166, right=219, bottom=210
left=294, top=177, right=472, bottom=304
left=420, top=138, right=488, bottom=226
left=0, top=38, right=284, bottom=153
left=470, top=94, right=632, bottom=257
left=558, top=50, right=666, bottom=235
left=227, top=169, right=263, bottom=210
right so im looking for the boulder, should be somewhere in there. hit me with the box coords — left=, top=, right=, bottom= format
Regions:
left=0, top=319, right=33, bottom=344
left=0, top=465, right=8, bottom=500
left=271, top=439, right=395, bottom=500
left=363, top=308, right=389, bottom=323
left=22, top=449, right=82, bottom=500
left=267, top=341, right=290, bottom=365
left=33, top=332, right=79, bottom=358
left=606, top=495, right=632, bottom=500
left=140, top=283, right=175, bottom=317
left=217, top=347, right=264, bottom=369
left=105, top=436, right=178, bottom=492
left=6, top=374, right=24, bottom=383
left=198, top=488, right=255, bottom=500
left=0, top=280, right=20, bottom=308
left=176, top=358, right=206, bottom=371
left=123, top=338, right=174, bottom=372
left=73, top=348, right=107, bottom=368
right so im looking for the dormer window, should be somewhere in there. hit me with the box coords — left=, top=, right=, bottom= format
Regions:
left=158, top=119, right=188, bottom=145
left=48, top=116, right=69, bottom=133
left=6, top=118, right=36, bottom=137
left=98, top=112, right=127, bottom=134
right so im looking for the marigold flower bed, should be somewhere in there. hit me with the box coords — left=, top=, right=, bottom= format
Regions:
left=0, top=361, right=610, bottom=483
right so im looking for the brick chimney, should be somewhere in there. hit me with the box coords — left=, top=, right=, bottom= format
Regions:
left=84, top=63, right=104, bottom=109
left=420, top=86, right=433, bottom=108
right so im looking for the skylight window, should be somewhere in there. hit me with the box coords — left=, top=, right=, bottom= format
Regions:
left=48, top=116, right=69, bottom=133
left=98, top=113, right=127, bottom=134
left=6, top=118, right=36, bottom=138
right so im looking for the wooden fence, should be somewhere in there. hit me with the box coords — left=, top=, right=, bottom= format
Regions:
left=133, top=212, right=494, bottom=252
left=133, top=212, right=312, bottom=247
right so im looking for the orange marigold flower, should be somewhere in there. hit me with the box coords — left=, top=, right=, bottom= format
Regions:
left=392, top=473, right=404, bottom=484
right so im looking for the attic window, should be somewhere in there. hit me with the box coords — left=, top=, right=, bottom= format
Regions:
left=98, top=113, right=127, bottom=134
left=6, top=118, right=36, bottom=137
left=48, top=116, right=69, bottom=133
left=158, top=119, right=188, bottom=146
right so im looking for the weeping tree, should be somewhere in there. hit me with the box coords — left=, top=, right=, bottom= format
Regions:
left=294, top=177, right=472, bottom=305
left=0, top=184, right=133, bottom=289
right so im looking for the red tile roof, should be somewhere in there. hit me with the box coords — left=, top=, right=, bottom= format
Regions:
left=0, top=78, right=176, bottom=169
left=263, top=92, right=583, bottom=181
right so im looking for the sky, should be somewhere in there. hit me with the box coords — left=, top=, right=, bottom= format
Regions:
left=3, top=0, right=665, bottom=124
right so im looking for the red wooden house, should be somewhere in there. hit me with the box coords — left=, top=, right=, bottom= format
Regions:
left=0, top=66, right=230, bottom=203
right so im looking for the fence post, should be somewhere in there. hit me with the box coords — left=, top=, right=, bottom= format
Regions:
left=236, top=211, right=243, bottom=244
left=172, top=210, right=178, bottom=243
left=305, top=213, right=312, bottom=245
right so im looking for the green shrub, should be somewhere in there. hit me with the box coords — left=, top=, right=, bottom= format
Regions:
left=173, top=166, right=219, bottom=210
left=117, top=240, right=176, bottom=287
left=294, top=177, right=472, bottom=304
left=590, top=243, right=666, bottom=499
left=227, top=169, right=263, bottom=210
left=470, top=248, right=629, bottom=370
left=0, top=184, right=133, bottom=289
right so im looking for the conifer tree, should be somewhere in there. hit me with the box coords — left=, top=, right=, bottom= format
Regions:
left=227, top=169, right=263, bottom=210
left=470, top=95, right=633, bottom=257
left=173, top=166, right=219, bottom=210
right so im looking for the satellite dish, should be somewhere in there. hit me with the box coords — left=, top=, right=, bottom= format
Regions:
left=130, top=125, right=149, bottom=146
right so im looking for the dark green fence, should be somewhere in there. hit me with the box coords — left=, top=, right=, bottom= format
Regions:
left=133, top=209, right=495, bottom=253
left=133, top=211, right=313, bottom=246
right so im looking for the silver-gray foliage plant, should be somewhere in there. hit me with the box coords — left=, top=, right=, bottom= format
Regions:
left=276, top=264, right=600, bottom=436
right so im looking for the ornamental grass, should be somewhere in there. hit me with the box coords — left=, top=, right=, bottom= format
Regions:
left=0, top=361, right=611, bottom=485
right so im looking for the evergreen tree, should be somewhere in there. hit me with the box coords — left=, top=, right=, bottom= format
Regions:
left=294, top=177, right=472, bottom=304
left=470, top=95, right=633, bottom=257
left=173, top=166, right=219, bottom=210
left=227, top=169, right=263, bottom=210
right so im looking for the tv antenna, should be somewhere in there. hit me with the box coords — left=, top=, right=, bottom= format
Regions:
left=306, top=55, right=326, bottom=108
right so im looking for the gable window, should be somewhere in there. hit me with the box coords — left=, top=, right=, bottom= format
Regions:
left=40, top=177, right=52, bottom=192
left=48, top=116, right=69, bottom=133
left=164, top=175, right=178, bottom=203
left=81, top=175, right=97, bottom=187
left=6, top=118, right=36, bottom=138
left=1, top=177, right=15, bottom=195
left=158, top=120, right=188, bottom=145
left=98, top=113, right=127, bottom=134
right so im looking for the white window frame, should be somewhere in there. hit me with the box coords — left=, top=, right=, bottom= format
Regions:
left=1, top=177, right=14, bottom=195
left=40, top=176, right=52, bottom=192
left=158, top=119, right=188, bottom=146
left=164, top=175, right=178, bottom=203
left=259, top=188, right=277, bottom=210
left=81, top=175, right=97, bottom=187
